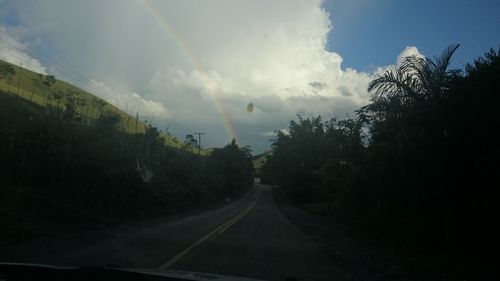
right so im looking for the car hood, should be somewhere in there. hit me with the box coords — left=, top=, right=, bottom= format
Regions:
left=0, top=262, right=268, bottom=281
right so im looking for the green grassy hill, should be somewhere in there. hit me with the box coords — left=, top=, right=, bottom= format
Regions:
left=252, top=151, right=272, bottom=175
left=0, top=59, right=186, bottom=149
left=0, top=79, right=252, bottom=243
left=0, top=59, right=255, bottom=244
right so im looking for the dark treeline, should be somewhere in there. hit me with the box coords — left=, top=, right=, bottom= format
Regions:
left=262, top=46, right=499, bottom=264
left=0, top=90, right=253, bottom=241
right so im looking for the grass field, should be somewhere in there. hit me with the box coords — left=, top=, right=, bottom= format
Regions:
left=0, top=59, right=188, bottom=150
left=251, top=151, right=272, bottom=174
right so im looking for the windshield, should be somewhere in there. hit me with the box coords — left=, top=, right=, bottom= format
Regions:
left=1, top=1, right=499, bottom=281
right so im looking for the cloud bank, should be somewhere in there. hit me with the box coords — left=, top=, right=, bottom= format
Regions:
left=0, top=0, right=423, bottom=152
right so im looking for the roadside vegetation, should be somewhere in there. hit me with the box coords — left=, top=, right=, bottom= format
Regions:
left=263, top=46, right=499, bottom=278
left=0, top=60, right=254, bottom=244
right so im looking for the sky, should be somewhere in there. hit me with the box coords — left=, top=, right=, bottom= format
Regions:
left=0, top=0, right=498, bottom=153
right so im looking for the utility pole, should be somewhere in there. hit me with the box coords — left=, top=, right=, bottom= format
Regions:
left=16, top=62, right=23, bottom=98
left=193, top=132, right=206, bottom=155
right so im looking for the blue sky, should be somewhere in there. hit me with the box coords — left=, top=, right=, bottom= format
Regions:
left=323, top=0, right=500, bottom=71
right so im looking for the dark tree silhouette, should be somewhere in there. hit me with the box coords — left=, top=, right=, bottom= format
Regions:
left=262, top=46, right=500, bottom=273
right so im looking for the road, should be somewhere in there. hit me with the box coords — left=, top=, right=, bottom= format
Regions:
left=0, top=183, right=349, bottom=281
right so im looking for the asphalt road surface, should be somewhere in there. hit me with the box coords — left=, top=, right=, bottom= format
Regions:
left=0, top=183, right=349, bottom=281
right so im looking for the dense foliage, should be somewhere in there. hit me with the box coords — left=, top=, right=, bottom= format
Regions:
left=262, top=46, right=499, bottom=261
left=0, top=91, right=254, bottom=240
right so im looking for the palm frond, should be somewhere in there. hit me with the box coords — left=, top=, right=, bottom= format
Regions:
left=367, top=44, right=461, bottom=104
left=369, top=64, right=420, bottom=104
left=429, top=44, right=460, bottom=96
left=435, top=44, right=460, bottom=75
left=400, top=55, right=431, bottom=95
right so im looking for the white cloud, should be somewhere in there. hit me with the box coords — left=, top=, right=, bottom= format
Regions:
left=396, top=46, right=425, bottom=66
left=131, top=92, right=171, bottom=119
left=0, top=26, right=46, bottom=74
left=88, top=79, right=170, bottom=119
left=2, top=0, right=422, bottom=152
left=253, top=128, right=289, bottom=137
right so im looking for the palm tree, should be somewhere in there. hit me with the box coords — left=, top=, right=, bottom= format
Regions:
left=364, top=44, right=462, bottom=245
left=368, top=44, right=461, bottom=104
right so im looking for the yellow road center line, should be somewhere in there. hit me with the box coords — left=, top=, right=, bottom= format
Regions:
left=157, top=198, right=257, bottom=270
left=218, top=201, right=255, bottom=235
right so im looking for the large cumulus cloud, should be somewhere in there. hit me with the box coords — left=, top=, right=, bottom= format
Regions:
left=0, top=0, right=420, bottom=152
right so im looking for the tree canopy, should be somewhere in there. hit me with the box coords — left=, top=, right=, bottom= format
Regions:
left=262, top=46, right=500, bottom=265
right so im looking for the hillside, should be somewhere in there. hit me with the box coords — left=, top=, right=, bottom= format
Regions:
left=0, top=59, right=255, bottom=243
left=252, top=151, right=272, bottom=176
left=0, top=59, right=184, bottom=150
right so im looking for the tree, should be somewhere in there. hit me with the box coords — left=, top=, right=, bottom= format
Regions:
left=209, top=139, right=254, bottom=197
left=53, top=91, right=64, bottom=111
left=64, top=96, right=77, bottom=120
left=183, top=134, right=197, bottom=151
left=260, top=46, right=500, bottom=274
left=92, top=98, right=107, bottom=117
left=43, top=75, right=56, bottom=87
left=96, top=112, right=120, bottom=131
left=0, top=62, right=16, bottom=82
left=367, top=44, right=461, bottom=105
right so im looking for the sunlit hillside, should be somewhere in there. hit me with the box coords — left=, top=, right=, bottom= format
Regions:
left=0, top=59, right=187, bottom=150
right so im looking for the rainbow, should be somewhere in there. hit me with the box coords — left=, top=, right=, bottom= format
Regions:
left=139, top=0, right=239, bottom=144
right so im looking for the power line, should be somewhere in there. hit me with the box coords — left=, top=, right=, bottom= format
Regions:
left=0, top=45, right=47, bottom=71
left=0, top=43, right=108, bottom=102
left=0, top=34, right=126, bottom=107
left=0, top=30, right=204, bottom=144
left=0, top=30, right=99, bottom=88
